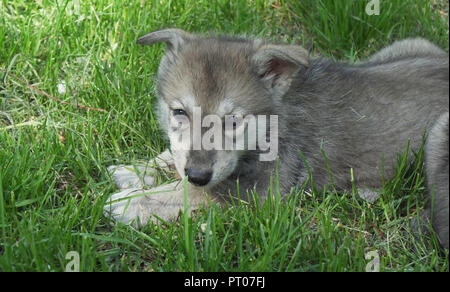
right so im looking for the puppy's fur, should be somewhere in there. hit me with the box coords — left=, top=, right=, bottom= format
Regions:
left=105, top=29, right=449, bottom=249
left=424, top=113, right=449, bottom=249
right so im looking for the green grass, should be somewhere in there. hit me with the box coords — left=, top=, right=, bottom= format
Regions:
left=0, top=0, right=448, bottom=272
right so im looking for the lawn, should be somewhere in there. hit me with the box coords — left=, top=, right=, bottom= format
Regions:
left=0, top=0, right=448, bottom=272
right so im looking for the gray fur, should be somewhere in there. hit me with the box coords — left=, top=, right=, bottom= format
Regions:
left=106, top=30, right=449, bottom=249
left=424, top=113, right=449, bottom=249
left=136, top=28, right=192, bottom=52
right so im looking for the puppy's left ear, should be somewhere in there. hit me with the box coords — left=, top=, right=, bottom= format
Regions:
left=136, top=28, right=192, bottom=52
left=252, top=44, right=309, bottom=98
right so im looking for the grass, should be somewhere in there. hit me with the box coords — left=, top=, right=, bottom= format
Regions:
left=0, top=0, right=448, bottom=272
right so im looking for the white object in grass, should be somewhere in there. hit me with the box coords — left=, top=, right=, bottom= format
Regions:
left=57, top=81, right=66, bottom=95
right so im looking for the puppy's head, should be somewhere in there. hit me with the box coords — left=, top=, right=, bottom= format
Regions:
left=137, top=28, right=308, bottom=187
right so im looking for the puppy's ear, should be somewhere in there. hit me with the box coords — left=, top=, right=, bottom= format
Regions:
left=136, top=28, right=192, bottom=52
left=252, top=44, right=309, bottom=98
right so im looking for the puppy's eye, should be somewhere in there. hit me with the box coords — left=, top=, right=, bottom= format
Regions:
left=173, top=109, right=187, bottom=116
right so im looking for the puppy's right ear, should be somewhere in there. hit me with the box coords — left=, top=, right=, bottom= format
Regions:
left=252, top=44, right=309, bottom=99
left=136, top=28, right=192, bottom=52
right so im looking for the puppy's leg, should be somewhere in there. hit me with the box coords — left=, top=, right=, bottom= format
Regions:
left=104, top=180, right=215, bottom=227
left=424, top=112, right=449, bottom=249
left=107, top=150, right=175, bottom=190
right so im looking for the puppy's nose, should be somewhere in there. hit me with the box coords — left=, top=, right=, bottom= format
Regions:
left=185, top=168, right=212, bottom=186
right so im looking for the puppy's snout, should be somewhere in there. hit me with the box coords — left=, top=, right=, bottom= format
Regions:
left=185, top=168, right=212, bottom=186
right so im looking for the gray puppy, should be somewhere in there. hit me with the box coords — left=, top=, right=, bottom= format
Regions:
left=105, top=29, right=448, bottom=249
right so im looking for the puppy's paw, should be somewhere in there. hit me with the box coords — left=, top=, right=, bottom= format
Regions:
left=104, top=182, right=185, bottom=227
left=104, top=188, right=153, bottom=226
left=107, top=164, right=157, bottom=190
left=107, top=149, right=176, bottom=190
left=153, top=149, right=175, bottom=170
